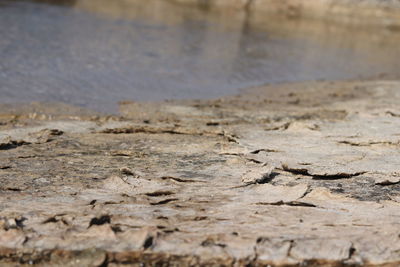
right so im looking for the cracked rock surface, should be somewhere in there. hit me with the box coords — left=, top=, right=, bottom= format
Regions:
left=2, top=80, right=400, bottom=266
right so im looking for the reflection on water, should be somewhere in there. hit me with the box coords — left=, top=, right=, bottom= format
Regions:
left=1, top=0, right=400, bottom=112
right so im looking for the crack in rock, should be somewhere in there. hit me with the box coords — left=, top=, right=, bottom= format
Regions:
left=281, top=164, right=366, bottom=180
left=161, top=176, right=203, bottom=183
left=101, top=125, right=239, bottom=143
left=0, top=140, right=30, bottom=150
left=0, top=165, right=11, bottom=170
left=250, top=148, right=281, bottom=154
left=145, top=191, right=175, bottom=197
left=89, top=215, right=111, bottom=228
left=257, top=201, right=317, bottom=208
left=150, top=198, right=179, bottom=205
left=386, top=111, right=400, bottom=117
left=369, top=172, right=400, bottom=185
left=338, top=140, right=399, bottom=147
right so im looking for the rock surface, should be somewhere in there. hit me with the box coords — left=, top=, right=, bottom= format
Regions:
left=170, top=0, right=400, bottom=28
left=2, top=80, right=400, bottom=265
left=76, top=0, right=400, bottom=29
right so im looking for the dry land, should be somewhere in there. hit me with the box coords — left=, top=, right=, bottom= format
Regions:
left=2, top=80, right=400, bottom=266
left=75, top=0, right=400, bottom=30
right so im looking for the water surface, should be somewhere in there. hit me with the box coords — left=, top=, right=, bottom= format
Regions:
left=1, top=0, right=400, bottom=112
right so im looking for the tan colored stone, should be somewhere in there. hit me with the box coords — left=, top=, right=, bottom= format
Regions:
left=2, top=80, right=400, bottom=265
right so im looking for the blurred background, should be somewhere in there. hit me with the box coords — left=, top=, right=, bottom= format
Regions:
left=1, top=0, right=400, bottom=112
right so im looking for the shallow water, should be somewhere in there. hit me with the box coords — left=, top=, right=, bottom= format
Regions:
left=1, top=0, right=400, bottom=112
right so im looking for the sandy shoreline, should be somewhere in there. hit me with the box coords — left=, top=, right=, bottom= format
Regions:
left=2, top=80, right=400, bottom=265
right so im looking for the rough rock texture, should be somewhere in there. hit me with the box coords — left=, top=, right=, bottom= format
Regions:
left=75, top=0, right=400, bottom=29
left=171, top=0, right=400, bottom=28
left=2, top=80, right=400, bottom=266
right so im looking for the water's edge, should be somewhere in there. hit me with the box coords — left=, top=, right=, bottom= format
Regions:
left=2, top=0, right=400, bottom=113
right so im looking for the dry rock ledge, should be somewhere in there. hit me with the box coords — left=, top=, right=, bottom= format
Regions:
left=2, top=80, right=400, bottom=266
left=172, top=0, right=400, bottom=28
